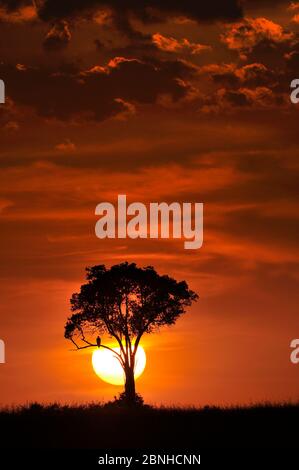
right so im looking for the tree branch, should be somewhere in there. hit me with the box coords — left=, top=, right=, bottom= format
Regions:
left=133, top=321, right=151, bottom=355
left=70, top=336, right=124, bottom=364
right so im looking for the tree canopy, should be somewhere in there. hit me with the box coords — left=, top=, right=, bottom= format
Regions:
left=65, top=262, right=198, bottom=403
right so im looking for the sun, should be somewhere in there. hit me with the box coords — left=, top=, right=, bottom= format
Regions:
left=92, top=345, right=146, bottom=385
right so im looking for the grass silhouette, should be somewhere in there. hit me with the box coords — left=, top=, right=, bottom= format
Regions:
left=0, top=402, right=298, bottom=449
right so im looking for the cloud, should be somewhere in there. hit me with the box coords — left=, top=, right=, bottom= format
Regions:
left=236, top=63, right=277, bottom=86
left=113, top=98, right=136, bottom=120
left=55, top=139, right=76, bottom=152
left=43, top=21, right=72, bottom=51
left=0, top=0, right=30, bottom=10
left=225, top=86, right=277, bottom=106
left=201, top=62, right=278, bottom=88
left=38, top=0, right=243, bottom=23
left=0, top=57, right=195, bottom=122
left=0, top=96, right=20, bottom=129
left=288, top=2, right=299, bottom=11
left=218, top=86, right=276, bottom=108
left=198, top=85, right=286, bottom=114
left=222, top=17, right=295, bottom=56
left=285, top=48, right=299, bottom=70
left=152, top=33, right=211, bottom=55
left=0, top=4, right=36, bottom=22
left=197, top=61, right=287, bottom=113
left=94, top=38, right=104, bottom=50
left=34, top=0, right=243, bottom=42
left=246, top=0, right=292, bottom=6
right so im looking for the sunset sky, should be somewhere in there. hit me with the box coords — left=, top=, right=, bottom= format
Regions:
left=0, top=0, right=299, bottom=406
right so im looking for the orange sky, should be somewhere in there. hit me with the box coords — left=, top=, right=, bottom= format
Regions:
left=0, top=0, right=299, bottom=406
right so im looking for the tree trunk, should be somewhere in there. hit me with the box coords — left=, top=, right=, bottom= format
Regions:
left=124, top=365, right=136, bottom=405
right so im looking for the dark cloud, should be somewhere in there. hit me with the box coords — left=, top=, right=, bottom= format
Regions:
left=245, top=0, right=291, bottom=6
left=43, top=21, right=72, bottom=51
left=222, top=17, right=294, bottom=56
left=238, top=63, right=278, bottom=88
left=223, top=208, right=299, bottom=248
left=285, top=47, right=299, bottom=73
left=202, top=86, right=286, bottom=113
left=0, top=0, right=29, bottom=10
left=203, top=63, right=278, bottom=89
left=221, top=88, right=251, bottom=107
left=94, top=38, right=104, bottom=50
left=38, top=0, right=243, bottom=23
left=221, top=17, right=296, bottom=70
left=0, top=57, right=195, bottom=121
left=207, top=151, right=299, bottom=207
left=198, top=62, right=288, bottom=113
left=35, top=0, right=243, bottom=42
left=0, top=0, right=243, bottom=48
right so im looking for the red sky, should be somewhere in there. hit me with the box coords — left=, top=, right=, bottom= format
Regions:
left=0, top=0, right=298, bottom=406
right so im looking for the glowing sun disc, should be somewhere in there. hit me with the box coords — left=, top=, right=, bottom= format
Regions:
left=92, top=345, right=146, bottom=385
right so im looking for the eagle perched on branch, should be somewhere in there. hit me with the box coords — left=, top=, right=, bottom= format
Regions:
left=96, top=336, right=101, bottom=348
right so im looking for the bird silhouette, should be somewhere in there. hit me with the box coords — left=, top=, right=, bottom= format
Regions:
left=96, top=336, right=101, bottom=348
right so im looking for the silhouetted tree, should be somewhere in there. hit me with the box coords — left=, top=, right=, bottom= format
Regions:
left=65, top=262, right=198, bottom=405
